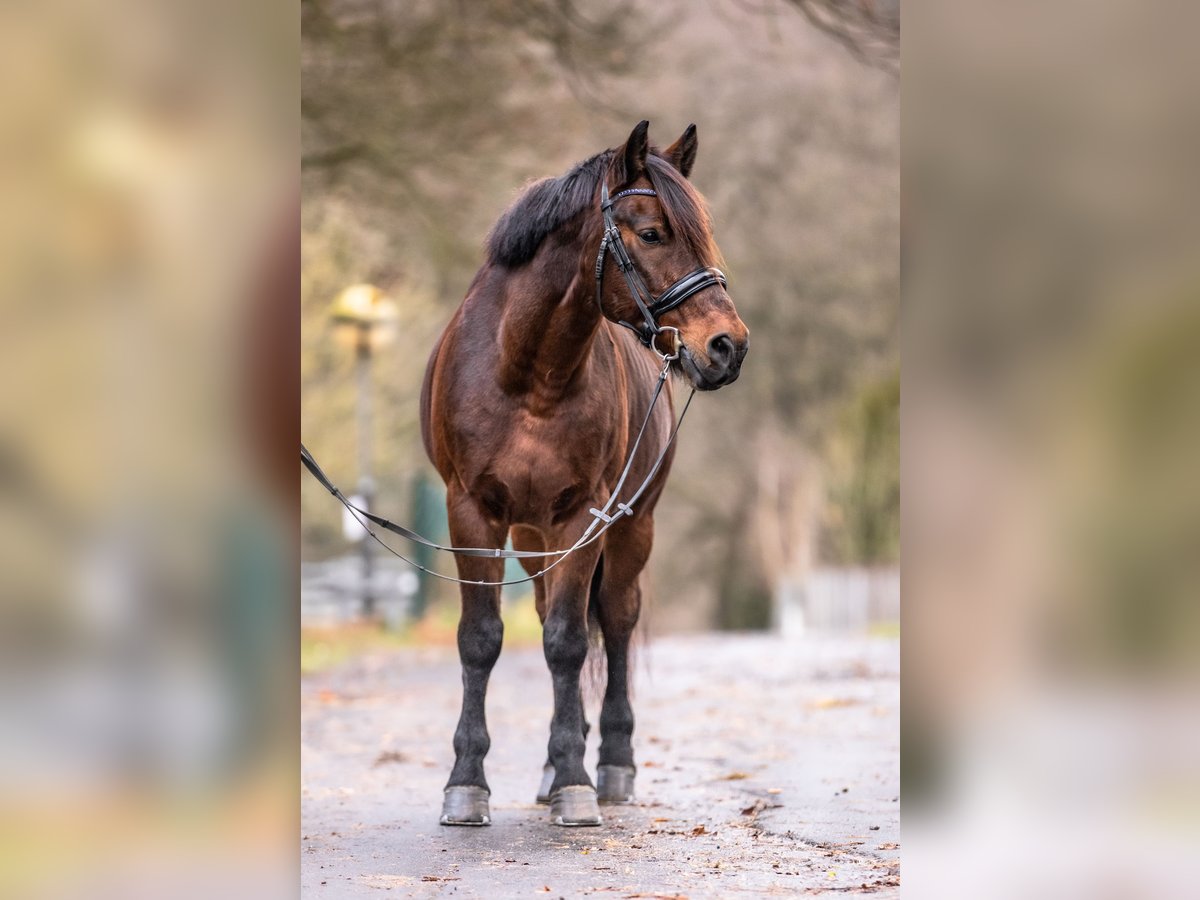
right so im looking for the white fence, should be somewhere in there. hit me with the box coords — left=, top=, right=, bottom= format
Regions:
left=300, top=555, right=419, bottom=628
left=775, top=566, right=900, bottom=637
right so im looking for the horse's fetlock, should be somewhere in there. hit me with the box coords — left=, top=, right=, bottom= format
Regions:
left=600, top=704, right=634, bottom=738
left=454, top=731, right=491, bottom=760
left=548, top=731, right=585, bottom=764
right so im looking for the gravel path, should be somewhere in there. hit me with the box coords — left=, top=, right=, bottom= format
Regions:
left=301, top=633, right=900, bottom=898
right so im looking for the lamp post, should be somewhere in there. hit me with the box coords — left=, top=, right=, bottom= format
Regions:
left=330, top=284, right=398, bottom=621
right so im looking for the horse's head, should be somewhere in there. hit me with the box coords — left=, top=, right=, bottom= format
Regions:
left=595, top=121, right=749, bottom=391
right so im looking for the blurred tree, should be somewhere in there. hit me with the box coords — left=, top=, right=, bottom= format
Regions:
left=301, top=0, right=899, bottom=630
left=302, top=0, right=649, bottom=292
left=783, top=0, right=900, bottom=74
left=820, top=372, right=900, bottom=565
left=301, top=0, right=652, bottom=577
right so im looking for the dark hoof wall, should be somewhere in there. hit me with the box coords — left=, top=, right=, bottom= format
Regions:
left=535, top=764, right=555, bottom=805
left=548, top=786, right=602, bottom=826
left=596, top=765, right=636, bottom=804
left=440, top=786, right=491, bottom=826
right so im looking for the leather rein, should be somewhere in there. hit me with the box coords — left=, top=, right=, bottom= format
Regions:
left=301, top=183, right=728, bottom=587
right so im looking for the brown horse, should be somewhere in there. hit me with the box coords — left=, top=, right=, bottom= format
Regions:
left=420, top=121, right=749, bottom=827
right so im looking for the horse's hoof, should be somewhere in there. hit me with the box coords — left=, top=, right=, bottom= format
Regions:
left=439, top=786, right=491, bottom=826
left=548, top=785, right=602, bottom=826
left=596, top=764, right=636, bottom=804
left=535, top=763, right=555, bottom=805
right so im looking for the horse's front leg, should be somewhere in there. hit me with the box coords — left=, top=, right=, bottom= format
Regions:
left=542, top=531, right=604, bottom=826
left=440, top=490, right=506, bottom=826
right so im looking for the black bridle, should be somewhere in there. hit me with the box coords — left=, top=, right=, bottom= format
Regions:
left=594, top=182, right=727, bottom=352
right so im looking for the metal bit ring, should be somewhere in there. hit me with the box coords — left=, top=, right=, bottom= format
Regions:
left=652, top=326, right=681, bottom=362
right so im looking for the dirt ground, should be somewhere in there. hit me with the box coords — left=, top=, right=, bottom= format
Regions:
left=301, top=633, right=899, bottom=898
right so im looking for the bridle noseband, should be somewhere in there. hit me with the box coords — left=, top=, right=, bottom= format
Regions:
left=594, top=182, right=728, bottom=354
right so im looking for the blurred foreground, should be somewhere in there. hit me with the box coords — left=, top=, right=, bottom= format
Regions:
left=302, top=632, right=900, bottom=897
left=906, top=1, right=1200, bottom=896
left=0, top=0, right=295, bottom=897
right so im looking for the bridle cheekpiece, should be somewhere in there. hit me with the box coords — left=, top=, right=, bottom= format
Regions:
left=594, top=181, right=727, bottom=357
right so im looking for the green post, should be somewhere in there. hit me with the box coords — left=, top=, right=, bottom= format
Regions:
left=409, top=470, right=444, bottom=620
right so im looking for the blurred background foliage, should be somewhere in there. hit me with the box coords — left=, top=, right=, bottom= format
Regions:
left=301, top=0, right=899, bottom=631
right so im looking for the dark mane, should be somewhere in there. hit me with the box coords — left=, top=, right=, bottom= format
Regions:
left=487, top=148, right=723, bottom=270
left=487, top=151, right=611, bottom=268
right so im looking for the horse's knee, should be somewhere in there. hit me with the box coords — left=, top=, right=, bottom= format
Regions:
left=543, top=613, right=588, bottom=672
left=458, top=611, right=503, bottom=671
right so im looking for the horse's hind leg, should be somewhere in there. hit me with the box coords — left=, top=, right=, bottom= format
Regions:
left=514, top=527, right=559, bottom=803
left=441, top=492, right=506, bottom=826
left=594, top=518, right=652, bottom=804
left=539, top=525, right=604, bottom=826
left=518, top=532, right=593, bottom=805
left=536, top=694, right=590, bottom=804
left=594, top=582, right=641, bottom=803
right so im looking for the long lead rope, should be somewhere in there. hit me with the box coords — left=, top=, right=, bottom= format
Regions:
left=302, top=355, right=695, bottom=587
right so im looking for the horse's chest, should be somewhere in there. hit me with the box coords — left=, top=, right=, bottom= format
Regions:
left=471, top=413, right=612, bottom=526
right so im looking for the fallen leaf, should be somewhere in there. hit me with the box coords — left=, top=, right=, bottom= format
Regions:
left=720, top=772, right=750, bottom=781
left=740, top=798, right=783, bottom=816
left=809, top=696, right=859, bottom=710
left=373, top=750, right=408, bottom=767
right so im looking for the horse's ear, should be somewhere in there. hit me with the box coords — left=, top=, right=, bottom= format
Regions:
left=664, top=124, right=698, bottom=178
left=616, top=120, right=650, bottom=184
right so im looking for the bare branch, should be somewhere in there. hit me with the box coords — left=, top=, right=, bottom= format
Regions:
left=301, top=143, right=367, bottom=171
left=786, top=0, right=899, bottom=75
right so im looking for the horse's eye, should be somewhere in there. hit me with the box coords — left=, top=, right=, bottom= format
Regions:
left=638, top=229, right=661, bottom=245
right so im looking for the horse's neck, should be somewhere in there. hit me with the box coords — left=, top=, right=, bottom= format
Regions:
left=495, top=249, right=601, bottom=411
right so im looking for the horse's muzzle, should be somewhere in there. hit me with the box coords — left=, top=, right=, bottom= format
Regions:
left=680, top=333, right=748, bottom=390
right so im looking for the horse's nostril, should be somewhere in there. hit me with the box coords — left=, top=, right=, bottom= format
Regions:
left=707, top=332, right=735, bottom=366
